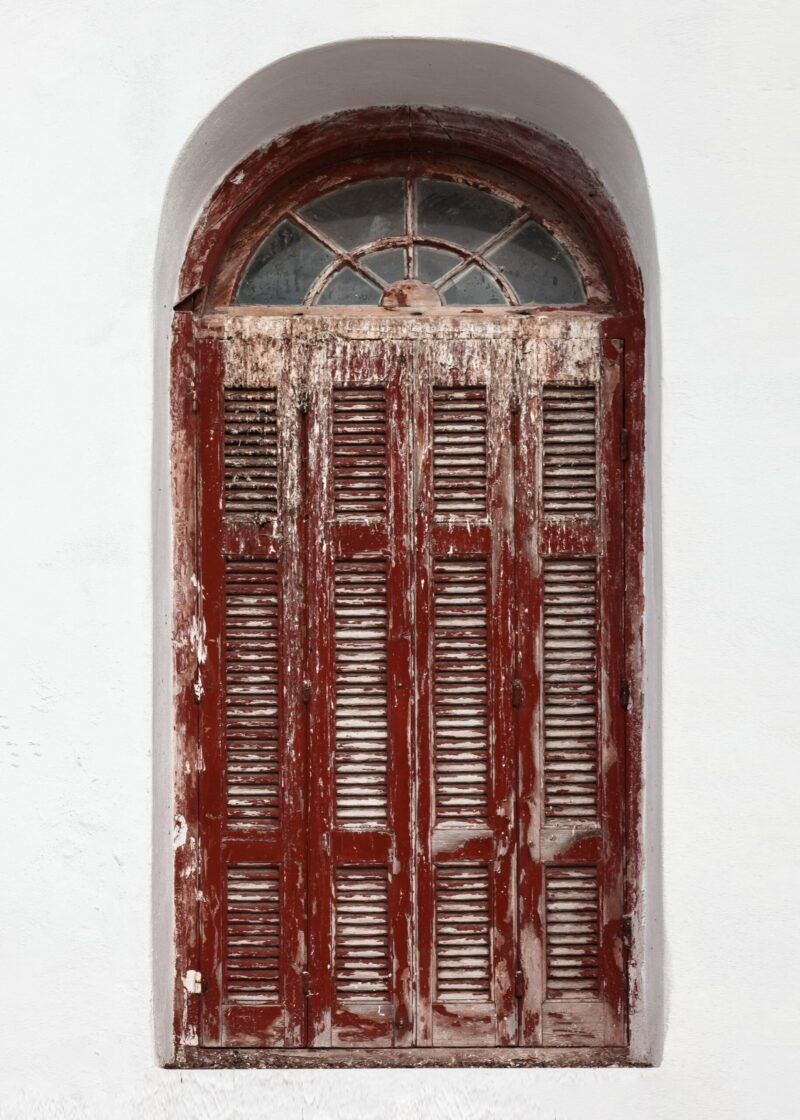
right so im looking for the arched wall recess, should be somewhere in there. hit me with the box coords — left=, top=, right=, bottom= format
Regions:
left=153, top=40, right=661, bottom=1070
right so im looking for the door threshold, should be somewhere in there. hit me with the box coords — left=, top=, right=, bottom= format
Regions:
left=170, top=1045, right=642, bottom=1069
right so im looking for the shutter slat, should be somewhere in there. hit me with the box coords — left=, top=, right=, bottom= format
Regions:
left=543, top=558, right=598, bottom=820
left=335, top=559, right=389, bottom=826
left=545, top=866, right=600, bottom=998
left=225, top=866, right=281, bottom=1004
left=225, top=559, right=281, bottom=826
left=223, top=386, right=279, bottom=518
left=433, top=558, right=489, bottom=823
left=542, top=384, right=597, bottom=517
left=333, top=385, right=388, bottom=516
left=433, top=385, right=488, bottom=516
left=335, top=867, right=390, bottom=1001
left=434, top=865, right=492, bottom=1001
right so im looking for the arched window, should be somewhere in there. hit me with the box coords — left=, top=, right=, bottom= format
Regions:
left=236, top=175, right=585, bottom=307
left=171, top=109, right=644, bottom=1067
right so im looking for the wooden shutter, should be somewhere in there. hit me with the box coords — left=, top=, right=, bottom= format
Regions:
left=302, top=321, right=414, bottom=1048
left=515, top=318, right=626, bottom=1047
left=415, top=327, right=517, bottom=1047
left=192, top=312, right=627, bottom=1056
left=196, top=318, right=307, bottom=1047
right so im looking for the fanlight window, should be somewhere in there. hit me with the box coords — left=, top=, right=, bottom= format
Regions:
left=236, top=176, right=586, bottom=307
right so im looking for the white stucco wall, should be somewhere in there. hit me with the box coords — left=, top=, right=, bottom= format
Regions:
left=1, top=2, right=798, bottom=1117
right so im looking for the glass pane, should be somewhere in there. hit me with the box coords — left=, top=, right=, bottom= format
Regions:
left=236, top=219, right=334, bottom=305
left=440, top=265, right=507, bottom=306
left=315, top=266, right=382, bottom=305
left=415, top=245, right=463, bottom=284
left=487, top=221, right=585, bottom=304
left=360, top=247, right=406, bottom=284
left=299, top=178, right=405, bottom=251
left=416, top=178, right=518, bottom=251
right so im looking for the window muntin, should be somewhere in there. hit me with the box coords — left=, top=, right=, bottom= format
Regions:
left=236, top=176, right=585, bottom=307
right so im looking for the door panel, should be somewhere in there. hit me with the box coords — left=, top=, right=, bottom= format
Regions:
left=197, top=319, right=307, bottom=1047
left=514, top=327, right=626, bottom=1047
left=413, top=336, right=517, bottom=1046
left=302, top=327, right=414, bottom=1047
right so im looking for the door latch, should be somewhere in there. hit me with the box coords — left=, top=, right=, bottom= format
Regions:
left=515, top=968, right=525, bottom=1000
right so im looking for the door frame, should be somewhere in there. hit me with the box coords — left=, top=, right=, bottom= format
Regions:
left=168, top=108, right=646, bottom=1069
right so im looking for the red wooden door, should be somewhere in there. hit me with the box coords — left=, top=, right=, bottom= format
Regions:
left=194, top=313, right=626, bottom=1052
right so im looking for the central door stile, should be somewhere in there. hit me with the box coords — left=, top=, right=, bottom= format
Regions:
left=513, top=324, right=543, bottom=1047
left=414, top=326, right=519, bottom=1047
left=303, top=321, right=415, bottom=1048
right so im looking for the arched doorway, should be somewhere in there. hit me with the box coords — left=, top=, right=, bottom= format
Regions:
left=171, top=108, right=644, bottom=1066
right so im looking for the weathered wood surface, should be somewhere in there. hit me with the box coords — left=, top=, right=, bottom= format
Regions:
left=180, top=312, right=630, bottom=1056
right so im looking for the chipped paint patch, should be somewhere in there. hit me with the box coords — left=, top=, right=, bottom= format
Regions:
left=183, top=969, right=203, bottom=995
left=189, top=613, right=207, bottom=664
left=173, top=814, right=188, bottom=850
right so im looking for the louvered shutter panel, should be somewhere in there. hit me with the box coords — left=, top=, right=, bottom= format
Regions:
left=515, top=318, right=626, bottom=1047
left=193, top=313, right=627, bottom=1056
left=302, top=321, right=414, bottom=1048
left=196, top=318, right=307, bottom=1047
left=415, top=329, right=517, bottom=1047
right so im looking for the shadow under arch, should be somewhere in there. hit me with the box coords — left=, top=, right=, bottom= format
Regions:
left=152, top=37, right=662, bottom=1066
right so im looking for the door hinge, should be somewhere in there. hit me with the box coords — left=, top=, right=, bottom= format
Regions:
left=510, top=392, right=521, bottom=446
left=622, top=914, right=634, bottom=953
left=621, top=428, right=630, bottom=462
left=191, top=381, right=198, bottom=413
left=301, top=679, right=311, bottom=705
left=297, top=385, right=311, bottom=415
left=184, top=969, right=206, bottom=995
left=514, top=968, right=525, bottom=1000
left=511, top=679, right=523, bottom=709
left=620, top=678, right=630, bottom=710
left=173, top=286, right=204, bottom=313
left=301, top=969, right=311, bottom=997
left=193, top=669, right=203, bottom=703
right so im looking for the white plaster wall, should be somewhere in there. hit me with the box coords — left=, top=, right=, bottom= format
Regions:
left=1, top=3, right=798, bottom=1117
